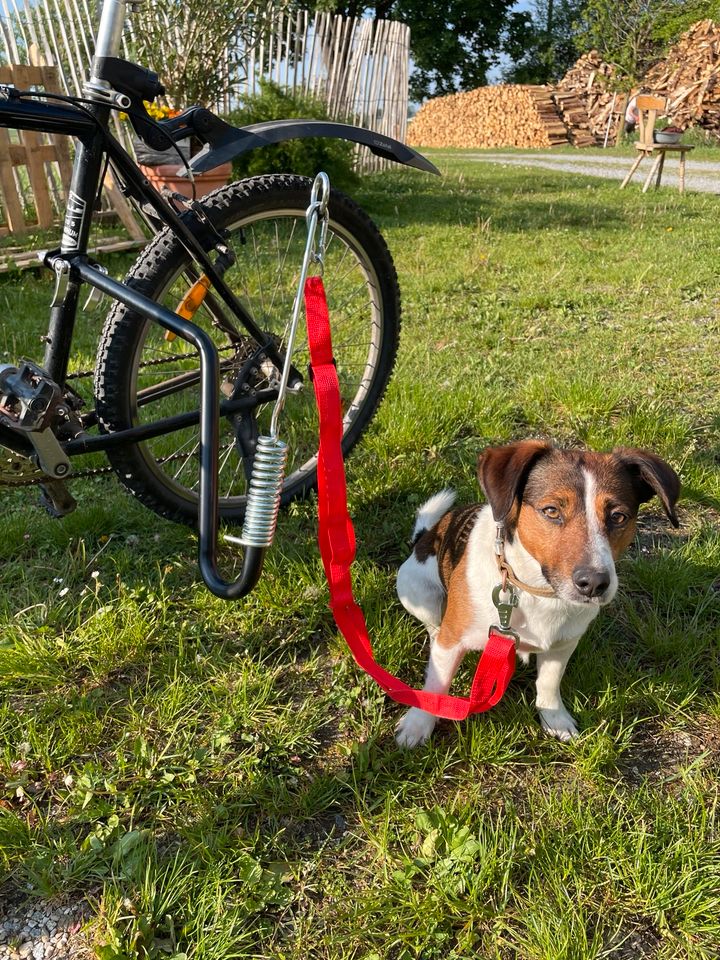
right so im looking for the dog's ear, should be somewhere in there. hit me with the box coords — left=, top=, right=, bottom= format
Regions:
left=476, top=440, right=553, bottom=522
left=613, top=447, right=680, bottom=528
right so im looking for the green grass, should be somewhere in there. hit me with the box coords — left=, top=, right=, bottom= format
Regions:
left=0, top=154, right=719, bottom=959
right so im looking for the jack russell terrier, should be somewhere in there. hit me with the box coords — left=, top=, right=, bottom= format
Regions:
left=396, top=441, right=680, bottom=748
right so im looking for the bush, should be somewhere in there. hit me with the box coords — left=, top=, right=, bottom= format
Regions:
left=225, top=81, right=358, bottom=190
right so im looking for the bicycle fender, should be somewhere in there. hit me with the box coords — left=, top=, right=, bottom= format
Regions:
left=184, top=118, right=440, bottom=177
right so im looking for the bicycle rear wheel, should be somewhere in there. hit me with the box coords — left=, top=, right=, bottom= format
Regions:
left=94, top=174, right=400, bottom=525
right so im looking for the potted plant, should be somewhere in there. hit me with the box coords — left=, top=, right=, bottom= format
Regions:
left=126, top=1, right=283, bottom=196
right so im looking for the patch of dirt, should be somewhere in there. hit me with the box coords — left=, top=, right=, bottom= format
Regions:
left=617, top=715, right=720, bottom=787
left=602, top=919, right=662, bottom=959
left=633, top=510, right=687, bottom=554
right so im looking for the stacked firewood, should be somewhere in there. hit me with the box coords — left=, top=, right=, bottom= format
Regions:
left=555, top=50, right=622, bottom=145
left=551, top=89, right=598, bottom=146
left=407, top=84, right=570, bottom=148
left=646, top=19, right=720, bottom=131
left=407, top=23, right=720, bottom=150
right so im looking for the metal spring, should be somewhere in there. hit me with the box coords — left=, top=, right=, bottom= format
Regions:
left=239, top=435, right=288, bottom=547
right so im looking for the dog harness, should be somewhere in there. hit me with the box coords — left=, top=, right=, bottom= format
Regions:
left=305, top=275, right=517, bottom=721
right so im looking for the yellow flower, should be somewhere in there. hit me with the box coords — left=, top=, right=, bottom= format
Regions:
left=120, top=101, right=179, bottom=122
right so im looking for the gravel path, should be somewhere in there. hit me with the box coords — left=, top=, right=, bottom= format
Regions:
left=0, top=898, right=91, bottom=960
left=447, top=151, right=720, bottom=194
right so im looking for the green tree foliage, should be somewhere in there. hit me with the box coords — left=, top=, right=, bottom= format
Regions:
left=576, top=0, right=692, bottom=84
left=318, top=0, right=528, bottom=100
left=503, top=0, right=588, bottom=84
left=652, top=0, right=720, bottom=45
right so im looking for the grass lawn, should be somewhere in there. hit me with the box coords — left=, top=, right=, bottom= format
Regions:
left=0, top=152, right=719, bottom=959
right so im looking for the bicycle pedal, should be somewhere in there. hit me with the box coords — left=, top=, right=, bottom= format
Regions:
left=38, top=479, right=77, bottom=518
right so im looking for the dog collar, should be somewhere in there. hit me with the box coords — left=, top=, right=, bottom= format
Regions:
left=494, top=522, right=556, bottom=599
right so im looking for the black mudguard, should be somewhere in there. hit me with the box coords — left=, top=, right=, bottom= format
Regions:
left=186, top=117, right=439, bottom=177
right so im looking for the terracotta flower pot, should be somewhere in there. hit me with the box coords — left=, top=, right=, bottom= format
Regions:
left=138, top=161, right=233, bottom=200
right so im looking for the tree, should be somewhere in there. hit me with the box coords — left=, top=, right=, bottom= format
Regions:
left=653, top=0, right=720, bottom=46
left=576, top=0, right=689, bottom=84
left=503, top=0, right=588, bottom=84
left=318, top=0, right=528, bottom=101
left=127, top=1, right=284, bottom=107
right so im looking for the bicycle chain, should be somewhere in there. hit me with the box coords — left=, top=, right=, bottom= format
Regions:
left=2, top=348, right=239, bottom=488
left=1, top=441, right=237, bottom=487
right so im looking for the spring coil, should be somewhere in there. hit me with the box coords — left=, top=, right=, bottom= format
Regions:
left=240, top=435, right=288, bottom=547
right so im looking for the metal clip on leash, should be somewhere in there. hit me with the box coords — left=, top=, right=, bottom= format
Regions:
left=236, top=172, right=331, bottom=549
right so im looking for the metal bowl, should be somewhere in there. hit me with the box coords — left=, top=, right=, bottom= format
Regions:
left=654, top=131, right=682, bottom=144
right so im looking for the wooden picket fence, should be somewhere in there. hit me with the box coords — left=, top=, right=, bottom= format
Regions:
left=0, top=2, right=410, bottom=172
left=222, top=9, right=411, bottom=171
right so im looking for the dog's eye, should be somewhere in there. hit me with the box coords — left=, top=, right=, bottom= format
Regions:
left=541, top=505, right=561, bottom=521
left=610, top=511, right=629, bottom=526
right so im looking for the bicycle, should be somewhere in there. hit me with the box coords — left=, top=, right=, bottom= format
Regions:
left=0, top=0, right=437, bottom=598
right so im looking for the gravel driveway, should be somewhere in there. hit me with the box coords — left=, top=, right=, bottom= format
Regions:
left=448, top=151, right=720, bottom=194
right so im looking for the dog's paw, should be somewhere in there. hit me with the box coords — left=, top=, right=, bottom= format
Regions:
left=395, top=708, right=437, bottom=748
left=538, top=707, right=579, bottom=742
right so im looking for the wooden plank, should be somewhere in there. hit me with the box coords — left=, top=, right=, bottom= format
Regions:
left=8, top=143, right=59, bottom=164
left=103, top=172, right=146, bottom=242
left=0, top=236, right=145, bottom=274
left=0, top=127, right=27, bottom=231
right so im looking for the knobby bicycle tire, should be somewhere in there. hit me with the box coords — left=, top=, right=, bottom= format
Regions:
left=94, top=174, right=400, bottom=526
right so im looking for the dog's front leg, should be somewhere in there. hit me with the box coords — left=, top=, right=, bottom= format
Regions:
left=535, top=641, right=579, bottom=741
left=395, top=639, right=465, bottom=748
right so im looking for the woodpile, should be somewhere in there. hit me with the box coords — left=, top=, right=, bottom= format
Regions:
left=646, top=20, right=720, bottom=132
left=407, top=23, right=720, bottom=151
left=551, top=90, right=597, bottom=146
left=555, top=51, right=622, bottom=146
left=407, top=84, right=570, bottom=149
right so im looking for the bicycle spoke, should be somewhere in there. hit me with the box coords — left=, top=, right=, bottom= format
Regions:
left=110, top=189, right=390, bottom=520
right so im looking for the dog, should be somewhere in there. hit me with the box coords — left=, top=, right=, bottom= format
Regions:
left=395, top=440, right=680, bottom=748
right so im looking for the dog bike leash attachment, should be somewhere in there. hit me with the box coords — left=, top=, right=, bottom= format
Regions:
left=224, top=173, right=331, bottom=553
left=305, top=212, right=517, bottom=721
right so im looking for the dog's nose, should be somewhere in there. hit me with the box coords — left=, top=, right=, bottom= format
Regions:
left=572, top=566, right=611, bottom=598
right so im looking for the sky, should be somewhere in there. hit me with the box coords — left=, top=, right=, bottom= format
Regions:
left=487, top=0, right=535, bottom=83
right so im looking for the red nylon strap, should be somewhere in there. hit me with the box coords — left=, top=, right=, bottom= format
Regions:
left=305, top=274, right=516, bottom=720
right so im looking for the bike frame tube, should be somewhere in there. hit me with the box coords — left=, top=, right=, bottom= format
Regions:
left=68, top=256, right=265, bottom=599
left=0, top=94, right=288, bottom=442
left=94, top=0, right=127, bottom=63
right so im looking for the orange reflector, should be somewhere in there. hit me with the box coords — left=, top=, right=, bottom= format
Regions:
left=165, top=274, right=213, bottom=341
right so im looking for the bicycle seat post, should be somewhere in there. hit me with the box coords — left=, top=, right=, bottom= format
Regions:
left=95, top=0, right=128, bottom=61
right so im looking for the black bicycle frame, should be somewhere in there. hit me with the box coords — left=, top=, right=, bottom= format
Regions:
left=0, top=92, right=270, bottom=598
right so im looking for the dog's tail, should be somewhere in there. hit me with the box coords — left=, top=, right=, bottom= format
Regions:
left=411, top=488, right=456, bottom=544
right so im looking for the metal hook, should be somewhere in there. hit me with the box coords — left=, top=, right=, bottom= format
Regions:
left=307, top=172, right=330, bottom=274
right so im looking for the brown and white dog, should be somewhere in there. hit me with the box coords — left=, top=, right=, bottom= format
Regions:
left=395, top=441, right=680, bottom=748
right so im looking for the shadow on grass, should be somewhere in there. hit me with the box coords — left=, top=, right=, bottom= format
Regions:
left=361, top=169, right=633, bottom=234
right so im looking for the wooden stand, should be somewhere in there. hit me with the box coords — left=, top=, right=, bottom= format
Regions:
left=620, top=95, right=694, bottom=194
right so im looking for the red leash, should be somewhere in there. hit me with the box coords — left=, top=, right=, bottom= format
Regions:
left=305, top=275, right=516, bottom=720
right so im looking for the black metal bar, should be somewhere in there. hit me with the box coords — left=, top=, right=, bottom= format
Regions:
left=44, top=100, right=110, bottom=383
left=0, top=97, right=96, bottom=137
left=66, top=388, right=278, bottom=454
left=103, top=132, right=288, bottom=374
left=69, top=256, right=265, bottom=598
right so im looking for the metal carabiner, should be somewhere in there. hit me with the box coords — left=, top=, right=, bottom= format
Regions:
left=490, top=582, right=520, bottom=645
left=307, top=171, right=330, bottom=275
left=268, top=172, right=330, bottom=440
